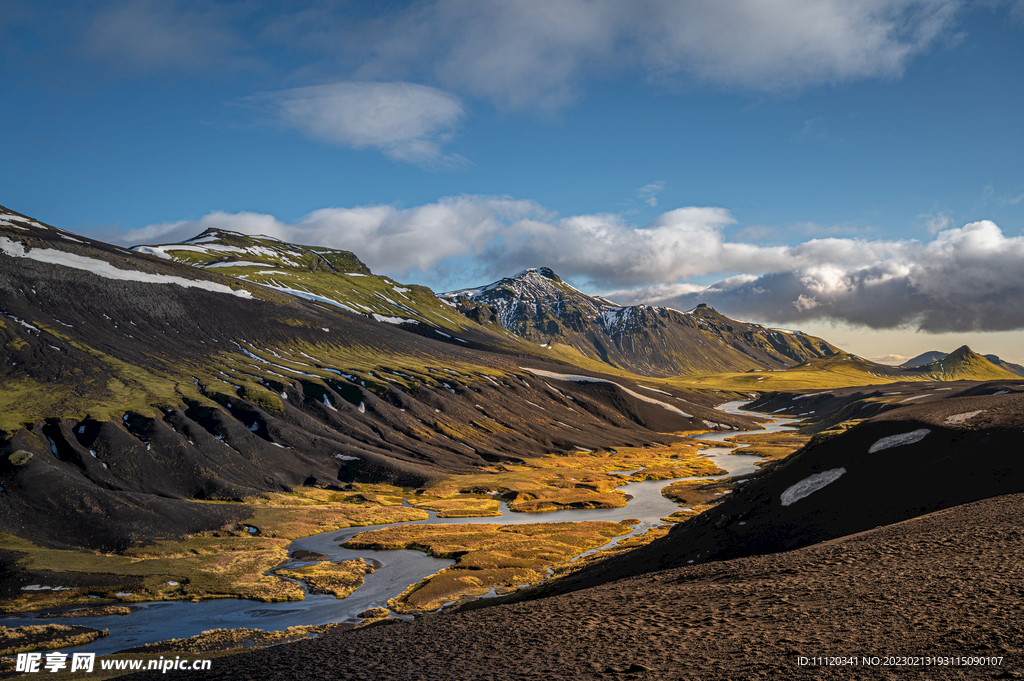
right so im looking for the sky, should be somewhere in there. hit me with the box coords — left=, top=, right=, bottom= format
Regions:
left=2, top=0, right=1023, bottom=364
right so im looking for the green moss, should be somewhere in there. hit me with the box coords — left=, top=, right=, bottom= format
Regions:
left=238, top=385, right=284, bottom=413
left=8, top=450, right=33, bottom=466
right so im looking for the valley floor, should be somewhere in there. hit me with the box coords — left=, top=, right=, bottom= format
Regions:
left=124, top=491, right=1024, bottom=681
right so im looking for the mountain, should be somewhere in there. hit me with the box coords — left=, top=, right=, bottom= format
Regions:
left=910, top=345, right=1020, bottom=381
left=134, top=229, right=472, bottom=333
left=901, top=350, right=948, bottom=367
left=440, top=267, right=839, bottom=376
left=984, top=354, right=1024, bottom=377
left=0, top=205, right=754, bottom=553
left=901, top=349, right=1024, bottom=377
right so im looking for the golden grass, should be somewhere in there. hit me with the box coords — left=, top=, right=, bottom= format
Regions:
left=409, top=496, right=502, bottom=518
left=0, top=624, right=107, bottom=656
left=660, top=479, right=735, bottom=508
left=126, top=623, right=341, bottom=653
left=0, top=484, right=430, bottom=613
left=723, top=431, right=811, bottom=461
left=276, top=559, right=373, bottom=599
left=552, top=526, right=671, bottom=576
left=421, top=436, right=723, bottom=514
left=345, top=521, right=633, bottom=612
left=357, top=607, right=390, bottom=620
left=37, top=606, right=135, bottom=619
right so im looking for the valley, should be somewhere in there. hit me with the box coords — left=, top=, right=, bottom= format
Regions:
left=1, top=204, right=1023, bottom=679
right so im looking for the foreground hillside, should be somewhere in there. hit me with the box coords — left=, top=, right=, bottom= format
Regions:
left=126, top=490, right=1024, bottom=680
left=537, top=382, right=1024, bottom=594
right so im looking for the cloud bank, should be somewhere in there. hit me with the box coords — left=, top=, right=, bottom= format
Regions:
left=338, top=0, right=965, bottom=108
left=63, top=1, right=973, bottom=161
left=267, top=82, right=466, bottom=166
left=126, top=198, right=1024, bottom=333
left=75, top=1, right=967, bottom=108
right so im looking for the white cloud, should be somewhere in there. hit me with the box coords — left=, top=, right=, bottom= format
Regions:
left=919, top=211, right=952, bottom=233
left=67, top=1, right=973, bottom=111
left=267, top=82, right=466, bottom=166
left=347, top=0, right=964, bottom=108
left=608, top=220, right=1024, bottom=333
left=636, top=181, right=665, bottom=207
left=868, top=354, right=911, bottom=365
left=124, top=196, right=549, bottom=277
left=126, top=197, right=1024, bottom=333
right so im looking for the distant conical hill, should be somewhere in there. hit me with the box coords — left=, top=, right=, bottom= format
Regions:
left=440, top=267, right=839, bottom=376
left=915, top=345, right=1020, bottom=381
left=901, top=350, right=948, bottom=367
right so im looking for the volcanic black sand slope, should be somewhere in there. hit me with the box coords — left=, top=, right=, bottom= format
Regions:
left=125, top=383, right=1024, bottom=681
left=540, top=382, right=1024, bottom=593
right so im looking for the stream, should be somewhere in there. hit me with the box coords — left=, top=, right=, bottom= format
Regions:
left=3, top=401, right=798, bottom=653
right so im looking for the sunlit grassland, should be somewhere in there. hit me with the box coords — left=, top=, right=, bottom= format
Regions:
left=659, top=478, right=739, bottom=520
left=408, top=495, right=502, bottom=518
left=420, top=435, right=723, bottom=513
left=0, top=484, right=428, bottom=614
left=721, top=431, right=812, bottom=461
left=275, top=559, right=373, bottom=599
left=658, top=353, right=909, bottom=393
left=242, top=485, right=428, bottom=539
left=0, top=624, right=107, bottom=656
left=552, top=525, right=671, bottom=576
left=344, top=521, right=635, bottom=612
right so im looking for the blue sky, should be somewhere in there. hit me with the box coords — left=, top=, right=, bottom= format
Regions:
left=3, top=1, right=1024, bottom=362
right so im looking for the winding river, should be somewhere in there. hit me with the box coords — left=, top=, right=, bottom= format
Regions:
left=2, top=402, right=798, bottom=653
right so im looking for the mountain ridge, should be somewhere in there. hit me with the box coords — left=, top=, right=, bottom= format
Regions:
left=440, top=267, right=840, bottom=376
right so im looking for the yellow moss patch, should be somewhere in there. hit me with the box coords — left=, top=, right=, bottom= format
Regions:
left=506, top=488, right=627, bottom=513
left=660, top=479, right=735, bottom=508
left=345, top=521, right=633, bottom=612
left=125, top=624, right=341, bottom=654
left=723, top=431, right=811, bottom=461
left=553, top=526, right=671, bottom=575
left=409, top=496, right=502, bottom=518
left=0, top=624, right=108, bottom=656
left=276, top=559, right=373, bottom=599
left=37, top=606, right=136, bottom=618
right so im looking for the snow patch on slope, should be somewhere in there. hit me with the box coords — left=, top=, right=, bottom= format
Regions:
left=868, top=429, right=931, bottom=453
left=520, top=367, right=692, bottom=418
left=0, top=238, right=252, bottom=298
left=781, top=468, right=846, bottom=506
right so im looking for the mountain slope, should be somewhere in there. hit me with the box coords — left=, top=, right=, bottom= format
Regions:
left=901, top=348, right=1019, bottom=374
left=912, top=345, right=1019, bottom=381
left=0, top=205, right=754, bottom=553
left=983, top=354, right=1024, bottom=377
left=900, top=350, right=947, bottom=367
left=134, top=229, right=474, bottom=334
left=441, top=268, right=839, bottom=376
